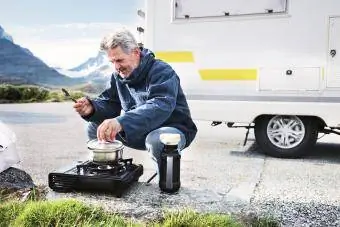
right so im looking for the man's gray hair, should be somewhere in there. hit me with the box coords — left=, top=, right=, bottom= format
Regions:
left=100, top=28, right=138, bottom=54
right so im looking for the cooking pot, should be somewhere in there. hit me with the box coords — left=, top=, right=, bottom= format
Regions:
left=87, top=139, right=124, bottom=163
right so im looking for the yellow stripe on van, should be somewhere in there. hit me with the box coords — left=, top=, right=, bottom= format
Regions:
left=199, top=69, right=257, bottom=80
left=155, top=51, right=194, bottom=63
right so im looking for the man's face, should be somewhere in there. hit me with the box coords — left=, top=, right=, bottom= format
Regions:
left=107, top=46, right=140, bottom=78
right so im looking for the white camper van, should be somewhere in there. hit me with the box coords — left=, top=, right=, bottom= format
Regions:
left=139, top=0, right=340, bottom=158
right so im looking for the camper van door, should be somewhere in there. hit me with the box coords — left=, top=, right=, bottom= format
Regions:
left=327, top=17, right=340, bottom=87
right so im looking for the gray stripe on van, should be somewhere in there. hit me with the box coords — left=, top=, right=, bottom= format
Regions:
left=186, top=95, right=340, bottom=103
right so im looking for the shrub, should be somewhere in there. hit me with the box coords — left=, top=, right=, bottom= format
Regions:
left=36, top=88, right=49, bottom=101
left=47, top=91, right=63, bottom=102
left=0, top=85, right=50, bottom=102
left=0, top=85, right=22, bottom=101
left=0, top=84, right=86, bottom=103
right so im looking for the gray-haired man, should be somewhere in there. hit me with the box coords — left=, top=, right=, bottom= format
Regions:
left=73, top=28, right=197, bottom=175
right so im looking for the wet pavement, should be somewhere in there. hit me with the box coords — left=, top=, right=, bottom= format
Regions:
left=1, top=102, right=340, bottom=226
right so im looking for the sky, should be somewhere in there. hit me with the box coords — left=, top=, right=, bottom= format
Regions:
left=0, top=0, right=144, bottom=68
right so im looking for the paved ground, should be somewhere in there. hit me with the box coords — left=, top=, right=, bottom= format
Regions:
left=1, top=102, right=340, bottom=226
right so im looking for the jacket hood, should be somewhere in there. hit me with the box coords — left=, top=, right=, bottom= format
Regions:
left=115, top=48, right=155, bottom=85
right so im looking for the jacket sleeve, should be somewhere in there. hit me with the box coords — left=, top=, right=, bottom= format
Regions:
left=82, top=76, right=121, bottom=123
left=116, top=66, right=178, bottom=141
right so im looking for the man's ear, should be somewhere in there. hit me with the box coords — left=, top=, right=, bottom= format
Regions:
left=133, top=47, right=141, bottom=56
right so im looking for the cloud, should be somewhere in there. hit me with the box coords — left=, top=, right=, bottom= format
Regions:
left=6, top=22, right=139, bottom=68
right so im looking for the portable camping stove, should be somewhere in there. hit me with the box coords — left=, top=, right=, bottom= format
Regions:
left=48, top=158, right=143, bottom=197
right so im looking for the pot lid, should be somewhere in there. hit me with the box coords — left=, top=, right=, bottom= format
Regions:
left=87, top=139, right=124, bottom=151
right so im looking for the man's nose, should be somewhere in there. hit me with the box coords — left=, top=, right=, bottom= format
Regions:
left=115, top=63, right=121, bottom=71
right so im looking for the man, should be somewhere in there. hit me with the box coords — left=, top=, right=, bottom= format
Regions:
left=73, top=28, right=197, bottom=172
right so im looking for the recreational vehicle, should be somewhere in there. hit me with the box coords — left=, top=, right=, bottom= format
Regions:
left=139, top=0, right=340, bottom=158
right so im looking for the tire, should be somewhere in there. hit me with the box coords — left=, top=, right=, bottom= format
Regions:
left=254, top=115, right=318, bottom=158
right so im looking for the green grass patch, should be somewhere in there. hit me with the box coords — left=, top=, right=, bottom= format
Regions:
left=0, top=198, right=279, bottom=227
left=0, top=199, right=129, bottom=227
left=151, top=210, right=241, bottom=227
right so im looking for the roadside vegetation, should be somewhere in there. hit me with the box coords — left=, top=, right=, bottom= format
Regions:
left=0, top=199, right=278, bottom=227
left=0, top=84, right=88, bottom=103
left=0, top=187, right=279, bottom=227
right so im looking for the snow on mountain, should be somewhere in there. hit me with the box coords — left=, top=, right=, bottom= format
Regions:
left=0, top=25, right=13, bottom=42
left=57, top=51, right=114, bottom=80
left=87, top=64, right=114, bottom=81
left=70, top=51, right=113, bottom=74
left=55, top=67, right=88, bottom=78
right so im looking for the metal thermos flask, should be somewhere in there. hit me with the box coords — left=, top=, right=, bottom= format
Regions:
left=159, top=133, right=181, bottom=193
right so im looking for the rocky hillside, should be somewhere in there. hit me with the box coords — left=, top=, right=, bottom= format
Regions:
left=0, top=25, right=84, bottom=86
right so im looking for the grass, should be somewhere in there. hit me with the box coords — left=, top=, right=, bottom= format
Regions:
left=151, top=210, right=242, bottom=227
left=0, top=199, right=130, bottom=227
left=0, top=186, right=279, bottom=227
left=0, top=198, right=279, bottom=227
left=0, top=173, right=279, bottom=227
left=0, top=185, right=279, bottom=227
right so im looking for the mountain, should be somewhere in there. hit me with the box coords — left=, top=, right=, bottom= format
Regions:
left=70, top=51, right=110, bottom=73
left=51, top=51, right=113, bottom=94
left=0, top=25, right=84, bottom=86
left=0, top=25, right=13, bottom=42
left=66, top=51, right=114, bottom=81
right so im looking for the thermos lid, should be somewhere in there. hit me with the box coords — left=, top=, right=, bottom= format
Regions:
left=160, top=133, right=181, bottom=145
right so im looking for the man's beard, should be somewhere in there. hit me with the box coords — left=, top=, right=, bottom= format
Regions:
left=118, top=64, right=138, bottom=78
left=117, top=67, right=129, bottom=78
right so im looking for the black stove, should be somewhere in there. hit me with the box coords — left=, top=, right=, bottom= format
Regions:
left=48, top=158, right=143, bottom=197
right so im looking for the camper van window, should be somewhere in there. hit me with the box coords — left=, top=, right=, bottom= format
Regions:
left=173, top=0, right=287, bottom=20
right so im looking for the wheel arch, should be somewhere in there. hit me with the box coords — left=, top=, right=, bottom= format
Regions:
left=253, top=114, right=326, bottom=130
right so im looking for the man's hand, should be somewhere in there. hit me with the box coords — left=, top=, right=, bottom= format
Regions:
left=97, top=118, right=122, bottom=142
left=73, top=97, right=93, bottom=117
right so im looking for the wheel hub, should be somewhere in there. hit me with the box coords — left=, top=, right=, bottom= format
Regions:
left=267, top=116, right=305, bottom=149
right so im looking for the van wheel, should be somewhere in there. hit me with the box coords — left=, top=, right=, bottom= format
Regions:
left=254, top=115, right=318, bottom=158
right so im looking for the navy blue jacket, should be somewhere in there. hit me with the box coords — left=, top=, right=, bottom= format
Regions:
left=85, top=48, right=197, bottom=149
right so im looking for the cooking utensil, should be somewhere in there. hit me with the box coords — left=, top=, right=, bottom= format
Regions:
left=87, top=139, right=124, bottom=163
left=61, top=88, right=77, bottom=103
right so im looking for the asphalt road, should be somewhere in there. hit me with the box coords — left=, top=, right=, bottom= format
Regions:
left=1, top=102, right=340, bottom=226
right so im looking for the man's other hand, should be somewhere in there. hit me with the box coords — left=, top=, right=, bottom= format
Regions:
left=73, top=97, right=93, bottom=117
left=97, top=118, right=122, bottom=142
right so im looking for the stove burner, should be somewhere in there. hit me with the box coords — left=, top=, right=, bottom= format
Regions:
left=77, top=162, right=127, bottom=176
left=48, top=158, right=143, bottom=197
left=91, top=158, right=133, bottom=166
left=97, top=165, right=112, bottom=170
